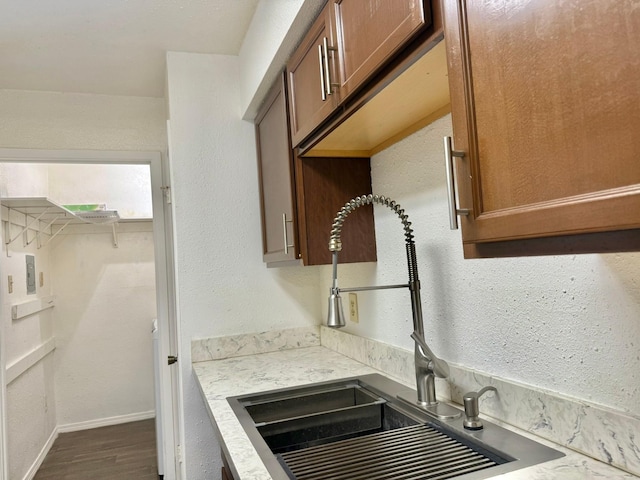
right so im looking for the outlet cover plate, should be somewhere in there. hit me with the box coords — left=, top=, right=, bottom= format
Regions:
left=349, top=293, right=359, bottom=323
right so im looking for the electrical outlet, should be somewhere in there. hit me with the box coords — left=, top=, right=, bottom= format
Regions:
left=8, top=275, right=13, bottom=294
left=349, top=293, right=359, bottom=323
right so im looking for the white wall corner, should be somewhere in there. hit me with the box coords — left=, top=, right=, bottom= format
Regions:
left=165, top=49, right=324, bottom=480
left=239, top=0, right=326, bottom=120
left=20, top=427, right=57, bottom=480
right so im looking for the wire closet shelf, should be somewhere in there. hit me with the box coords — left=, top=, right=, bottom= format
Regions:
left=2, top=197, right=121, bottom=249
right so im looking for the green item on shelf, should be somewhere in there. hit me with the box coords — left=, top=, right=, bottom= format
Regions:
left=63, top=204, right=105, bottom=212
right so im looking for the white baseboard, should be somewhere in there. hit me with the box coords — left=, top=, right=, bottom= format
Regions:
left=57, top=410, right=156, bottom=434
left=22, top=427, right=57, bottom=480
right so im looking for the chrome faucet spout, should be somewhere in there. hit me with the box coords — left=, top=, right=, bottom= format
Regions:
left=326, top=194, right=453, bottom=411
left=411, top=331, right=450, bottom=379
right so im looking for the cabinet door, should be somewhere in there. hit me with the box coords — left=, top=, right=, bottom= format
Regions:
left=287, top=4, right=340, bottom=147
left=255, top=74, right=299, bottom=264
left=443, top=0, right=640, bottom=256
left=334, top=0, right=430, bottom=102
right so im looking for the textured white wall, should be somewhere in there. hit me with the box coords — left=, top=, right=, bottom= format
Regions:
left=0, top=89, right=166, bottom=151
left=239, top=0, right=325, bottom=119
left=320, top=114, right=640, bottom=416
left=1, top=162, right=153, bottom=218
left=0, top=163, right=48, bottom=198
left=50, top=224, right=156, bottom=426
left=1, top=214, right=56, bottom=480
left=6, top=358, right=56, bottom=480
left=239, top=0, right=302, bottom=113
left=48, top=163, right=153, bottom=218
left=166, top=51, right=321, bottom=479
left=0, top=219, right=53, bottom=364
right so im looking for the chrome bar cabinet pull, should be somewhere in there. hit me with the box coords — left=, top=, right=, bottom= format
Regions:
left=318, top=44, right=326, bottom=101
left=282, top=213, right=295, bottom=255
left=443, top=136, right=470, bottom=230
left=322, top=37, right=333, bottom=96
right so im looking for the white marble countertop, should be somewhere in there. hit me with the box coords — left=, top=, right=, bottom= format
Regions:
left=193, top=346, right=638, bottom=480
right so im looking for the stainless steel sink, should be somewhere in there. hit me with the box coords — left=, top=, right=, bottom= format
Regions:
left=245, top=383, right=384, bottom=424
left=227, top=374, right=564, bottom=480
left=241, top=382, right=419, bottom=454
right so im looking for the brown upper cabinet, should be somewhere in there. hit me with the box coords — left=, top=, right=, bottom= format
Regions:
left=255, top=73, right=299, bottom=265
left=287, top=0, right=434, bottom=148
left=255, top=72, right=377, bottom=267
left=442, top=0, right=640, bottom=257
left=333, top=0, right=431, bottom=103
left=287, top=4, right=340, bottom=147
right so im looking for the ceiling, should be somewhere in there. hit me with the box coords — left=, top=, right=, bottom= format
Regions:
left=0, top=0, right=260, bottom=98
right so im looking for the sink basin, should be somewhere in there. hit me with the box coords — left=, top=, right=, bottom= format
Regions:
left=227, top=374, right=564, bottom=480
left=244, top=382, right=383, bottom=424
left=241, top=382, right=419, bottom=453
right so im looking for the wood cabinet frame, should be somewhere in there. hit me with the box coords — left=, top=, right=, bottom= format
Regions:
left=294, top=155, right=376, bottom=266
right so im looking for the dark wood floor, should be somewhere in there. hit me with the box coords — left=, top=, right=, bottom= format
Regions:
left=34, top=419, right=158, bottom=480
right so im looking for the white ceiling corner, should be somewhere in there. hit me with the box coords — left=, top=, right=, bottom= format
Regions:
left=0, top=0, right=260, bottom=98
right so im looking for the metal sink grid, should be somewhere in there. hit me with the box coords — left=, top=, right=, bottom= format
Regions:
left=277, top=423, right=501, bottom=480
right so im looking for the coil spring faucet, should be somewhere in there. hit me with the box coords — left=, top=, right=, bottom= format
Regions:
left=327, top=194, right=460, bottom=419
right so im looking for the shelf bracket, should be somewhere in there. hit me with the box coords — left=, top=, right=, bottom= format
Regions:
left=3, top=220, right=10, bottom=257
left=41, top=215, right=62, bottom=233
left=28, top=214, right=62, bottom=247
left=112, top=223, right=118, bottom=248
left=26, top=229, right=36, bottom=246
left=6, top=208, right=50, bottom=247
left=40, top=220, right=72, bottom=249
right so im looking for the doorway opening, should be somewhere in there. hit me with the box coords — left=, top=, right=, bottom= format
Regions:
left=0, top=149, right=181, bottom=480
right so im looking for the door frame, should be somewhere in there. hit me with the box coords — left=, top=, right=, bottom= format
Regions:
left=0, top=148, right=182, bottom=480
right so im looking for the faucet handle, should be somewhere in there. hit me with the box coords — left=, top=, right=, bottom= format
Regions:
left=463, top=386, right=497, bottom=430
left=411, top=332, right=450, bottom=378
